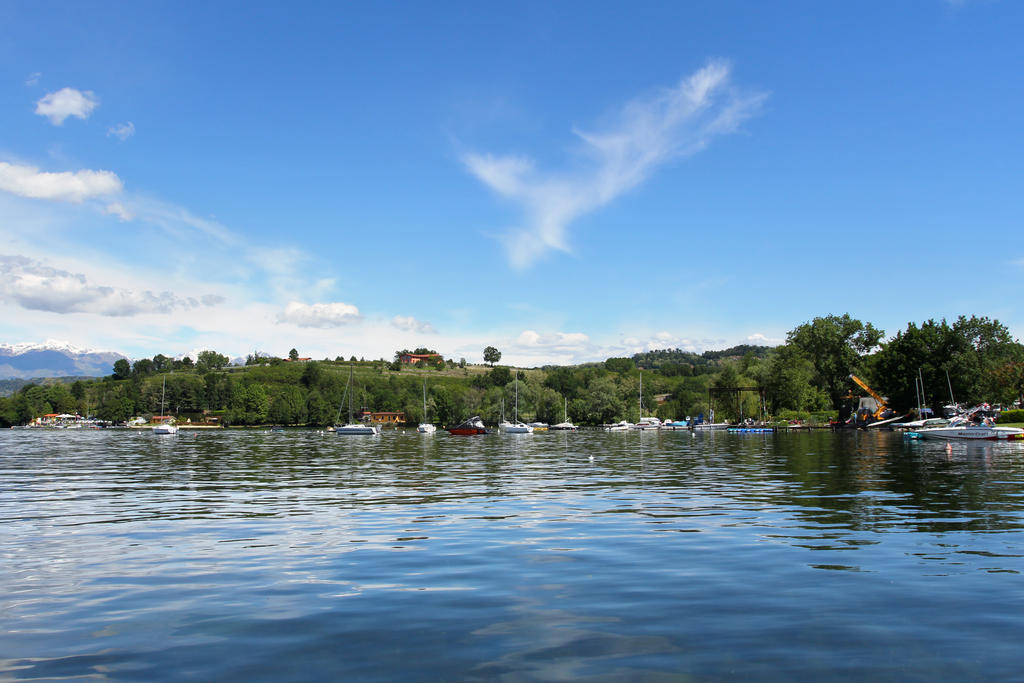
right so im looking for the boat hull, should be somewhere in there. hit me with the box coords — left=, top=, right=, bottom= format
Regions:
left=917, top=425, right=1024, bottom=441
left=448, top=428, right=487, bottom=435
left=335, top=424, right=380, bottom=435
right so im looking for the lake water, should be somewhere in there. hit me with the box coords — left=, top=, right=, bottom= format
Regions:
left=2, top=428, right=1023, bottom=680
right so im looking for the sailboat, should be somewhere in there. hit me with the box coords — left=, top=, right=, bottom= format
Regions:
left=417, top=379, right=436, bottom=433
left=633, top=370, right=662, bottom=429
left=500, top=376, right=533, bottom=433
left=335, top=365, right=380, bottom=435
left=550, top=397, right=577, bottom=431
left=152, top=375, right=178, bottom=435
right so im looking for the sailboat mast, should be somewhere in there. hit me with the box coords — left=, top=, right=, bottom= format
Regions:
left=514, top=377, right=518, bottom=421
left=348, top=364, right=354, bottom=424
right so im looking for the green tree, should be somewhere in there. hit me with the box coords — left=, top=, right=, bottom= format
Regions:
left=787, top=314, right=883, bottom=409
left=132, top=358, right=154, bottom=377
left=289, top=348, right=299, bottom=361
left=483, top=346, right=501, bottom=366
left=300, top=361, right=323, bottom=389
left=604, top=357, right=633, bottom=374
left=488, top=366, right=512, bottom=387
left=112, top=358, right=131, bottom=380
left=196, top=350, right=230, bottom=372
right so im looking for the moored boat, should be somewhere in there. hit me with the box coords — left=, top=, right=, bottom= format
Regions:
left=916, top=422, right=1024, bottom=441
left=152, top=376, right=178, bottom=435
left=916, top=404, right=1024, bottom=441
left=550, top=397, right=577, bottom=431
left=417, top=379, right=436, bottom=433
left=448, top=416, right=488, bottom=435
left=335, top=364, right=381, bottom=435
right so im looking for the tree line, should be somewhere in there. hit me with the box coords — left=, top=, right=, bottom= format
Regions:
left=2, top=313, right=1021, bottom=428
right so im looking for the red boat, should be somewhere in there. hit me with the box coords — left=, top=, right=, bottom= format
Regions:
left=448, top=416, right=488, bottom=435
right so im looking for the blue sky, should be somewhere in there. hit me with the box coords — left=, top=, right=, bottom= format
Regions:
left=1, top=1, right=1022, bottom=365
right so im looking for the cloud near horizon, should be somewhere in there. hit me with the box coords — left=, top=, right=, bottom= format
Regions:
left=277, top=301, right=362, bottom=328
left=0, top=254, right=225, bottom=316
left=463, top=60, right=767, bottom=268
left=34, top=87, right=99, bottom=125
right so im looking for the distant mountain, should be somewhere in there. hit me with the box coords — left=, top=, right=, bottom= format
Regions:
left=0, top=341, right=127, bottom=380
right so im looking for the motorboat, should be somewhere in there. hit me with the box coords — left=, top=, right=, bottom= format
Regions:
left=914, top=404, right=1024, bottom=441
left=633, top=417, right=662, bottom=430
left=603, top=420, right=633, bottom=432
left=448, top=416, right=488, bottom=435
left=528, top=422, right=549, bottom=431
left=914, top=422, right=1024, bottom=441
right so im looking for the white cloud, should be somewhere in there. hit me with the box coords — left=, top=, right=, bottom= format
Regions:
left=746, top=333, right=783, bottom=346
left=34, top=87, right=99, bottom=125
left=464, top=60, right=766, bottom=268
left=25, top=72, right=41, bottom=87
left=392, top=315, right=436, bottom=334
left=0, top=254, right=224, bottom=316
left=104, top=202, right=134, bottom=221
left=277, top=301, right=362, bottom=328
left=503, top=330, right=596, bottom=365
left=107, top=122, right=135, bottom=141
left=0, top=161, right=122, bottom=202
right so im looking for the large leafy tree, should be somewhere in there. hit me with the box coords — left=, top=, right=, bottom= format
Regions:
left=483, top=346, right=501, bottom=366
left=787, top=314, right=883, bottom=409
left=873, top=316, right=1023, bottom=412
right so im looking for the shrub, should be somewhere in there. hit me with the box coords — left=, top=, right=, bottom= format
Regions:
left=997, top=409, right=1024, bottom=423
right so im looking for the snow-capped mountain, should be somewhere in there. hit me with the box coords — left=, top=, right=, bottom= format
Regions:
left=0, top=340, right=128, bottom=379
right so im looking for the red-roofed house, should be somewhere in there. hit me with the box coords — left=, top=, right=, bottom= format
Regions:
left=399, top=353, right=441, bottom=364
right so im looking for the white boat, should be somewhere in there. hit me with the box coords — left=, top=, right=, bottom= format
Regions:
left=417, top=379, right=436, bottom=433
left=550, top=397, right=577, bottom=431
left=915, top=403, right=1023, bottom=441
left=152, top=376, right=178, bottom=435
left=603, top=420, right=633, bottom=432
left=500, top=378, right=533, bottom=433
left=632, top=371, right=661, bottom=429
left=335, top=365, right=380, bottom=436
left=528, top=422, right=549, bottom=431
left=916, top=423, right=1024, bottom=441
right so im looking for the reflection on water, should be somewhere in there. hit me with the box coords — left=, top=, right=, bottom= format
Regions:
left=2, top=429, right=1024, bottom=679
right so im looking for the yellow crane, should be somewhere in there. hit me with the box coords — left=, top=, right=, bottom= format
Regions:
left=848, top=374, right=890, bottom=423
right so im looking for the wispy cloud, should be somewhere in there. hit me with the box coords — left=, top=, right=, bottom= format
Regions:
left=0, top=161, right=122, bottom=202
left=107, top=122, right=135, bottom=141
left=0, top=254, right=224, bottom=316
left=34, top=87, right=99, bottom=125
left=463, top=60, right=767, bottom=268
left=25, top=72, right=41, bottom=87
left=103, top=202, right=134, bottom=221
left=392, top=315, right=436, bottom=334
left=277, top=301, right=362, bottom=328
